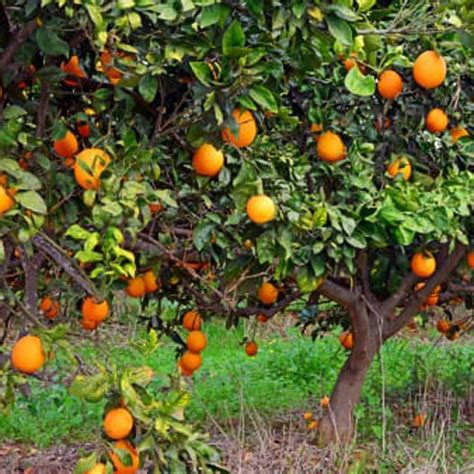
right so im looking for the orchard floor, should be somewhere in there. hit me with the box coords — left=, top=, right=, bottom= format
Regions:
left=0, top=315, right=473, bottom=473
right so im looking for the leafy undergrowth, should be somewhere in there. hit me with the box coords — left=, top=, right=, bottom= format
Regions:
left=0, top=317, right=472, bottom=471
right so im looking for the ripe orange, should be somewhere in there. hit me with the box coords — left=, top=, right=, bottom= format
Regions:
left=61, top=55, right=87, bottom=86
left=303, top=411, right=313, bottom=420
left=344, top=57, right=357, bottom=71
left=125, top=277, right=146, bottom=298
left=186, top=330, right=207, bottom=353
left=74, top=148, right=111, bottom=190
left=103, top=407, right=134, bottom=440
left=320, top=396, right=330, bottom=408
left=410, top=252, right=436, bottom=278
left=77, top=121, right=91, bottom=138
left=143, top=270, right=159, bottom=293
left=192, top=144, right=224, bottom=177
left=109, top=440, right=139, bottom=474
left=86, top=464, right=106, bottom=474
left=339, top=331, right=353, bottom=350
left=82, top=297, right=109, bottom=323
left=450, top=127, right=469, bottom=143
left=257, top=314, right=268, bottom=324
left=413, top=50, right=446, bottom=89
left=377, top=70, right=403, bottom=100
left=316, top=131, right=346, bottom=163
left=412, top=413, right=427, bottom=428
left=182, top=310, right=202, bottom=330
left=415, top=282, right=441, bottom=306
left=310, top=123, right=323, bottom=133
left=82, top=318, right=99, bottom=330
left=425, top=108, right=448, bottom=133
left=0, top=185, right=15, bottom=215
left=149, top=202, right=164, bottom=214
left=436, top=319, right=450, bottom=334
left=39, top=296, right=60, bottom=319
left=387, top=157, right=411, bottom=181
left=179, top=351, right=202, bottom=372
left=221, top=109, right=257, bottom=148
left=246, top=195, right=276, bottom=224
left=11, top=335, right=45, bottom=374
left=467, top=251, right=474, bottom=269
left=307, top=420, right=319, bottom=430
left=99, top=50, right=132, bottom=85
left=258, top=282, right=278, bottom=305
left=53, top=130, right=78, bottom=158
left=245, top=341, right=258, bottom=357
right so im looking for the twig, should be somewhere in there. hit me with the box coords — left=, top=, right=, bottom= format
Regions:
left=0, top=20, right=37, bottom=73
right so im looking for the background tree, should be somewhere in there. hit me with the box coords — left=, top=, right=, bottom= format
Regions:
left=0, top=0, right=473, bottom=470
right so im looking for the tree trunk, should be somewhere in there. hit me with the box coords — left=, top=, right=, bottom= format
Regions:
left=318, top=342, right=378, bottom=445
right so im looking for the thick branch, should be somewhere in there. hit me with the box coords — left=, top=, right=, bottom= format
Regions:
left=237, top=290, right=302, bottom=318
left=0, top=20, right=37, bottom=73
left=317, top=279, right=357, bottom=309
left=32, top=234, right=100, bottom=298
left=356, top=250, right=375, bottom=301
left=384, top=243, right=466, bottom=338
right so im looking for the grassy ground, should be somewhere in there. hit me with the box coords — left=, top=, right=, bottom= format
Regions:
left=0, top=317, right=472, bottom=472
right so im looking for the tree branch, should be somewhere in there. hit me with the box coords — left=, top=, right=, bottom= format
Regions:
left=383, top=243, right=466, bottom=338
left=317, top=279, right=357, bottom=309
left=0, top=20, right=37, bottom=73
left=356, top=250, right=376, bottom=301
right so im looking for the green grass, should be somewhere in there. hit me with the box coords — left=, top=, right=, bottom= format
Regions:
left=0, top=321, right=472, bottom=450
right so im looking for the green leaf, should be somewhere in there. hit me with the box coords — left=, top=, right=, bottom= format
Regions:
left=73, top=453, right=97, bottom=474
left=296, top=266, right=323, bottom=293
left=326, top=15, right=353, bottom=46
left=222, top=20, right=246, bottom=57
left=326, top=4, right=360, bottom=21
left=36, top=28, right=69, bottom=57
left=357, top=0, right=376, bottom=12
left=249, top=85, right=278, bottom=113
left=193, top=222, right=215, bottom=251
left=139, top=74, right=158, bottom=102
left=75, top=250, right=103, bottom=263
left=3, top=105, right=27, bottom=120
left=190, top=62, right=212, bottom=86
left=344, top=67, right=375, bottom=96
left=198, top=4, right=230, bottom=28
left=65, top=224, right=91, bottom=240
left=15, top=191, right=47, bottom=215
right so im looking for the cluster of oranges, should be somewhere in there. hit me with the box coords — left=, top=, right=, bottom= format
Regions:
left=125, top=270, right=160, bottom=298
left=84, top=406, right=139, bottom=473
left=39, top=296, right=60, bottom=320
left=178, top=311, right=207, bottom=377
left=303, top=396, right=331, bottom=430
left=81, top=296, right=110, bottom=331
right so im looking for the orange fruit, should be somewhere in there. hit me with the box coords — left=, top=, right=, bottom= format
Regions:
left=77, top=121, right=91, bottom=138
left=339, top=331, right=353, bottom=350
left=221, top=109, right=257, bottom=148
left=310, top=123, right=323, bottom=133
left=53, top=130, right=78, bottom=158
left=257, top=314, right=268, bottom=324
left=99, top=50, right=132, bottom=85
left=436, top=319, right=450, bottom=334
left=74, top=148, right=111, bottom=190
left=125, top=277, right=146, bottom=298
left=344, top=57, right=357, bottom=71
left=109, top=440, right=139, bottom=474
left=143, top=270, right=159, bottom=293
left=86, top=464, right=106, bottom=474
left=103, top=407, right=134, bottom=440
left=377, top=70, right=403, bottom=100
left=0, top=185, right=15, bottom=215
left=410, top=252, right=436, bottom=278
left=412, top=413, right=427, bottom=428
left=467, top=251, right=474, bottom=269
left=82, top=318, right=99, bottom=330
left=320, top=396, right=330, bottom=408
left=415, top=282, right=441, bottom=306
left=258, top=282, right=278, bottom=305
left=387, top=156, right=411, bottom=181
left=316, top=131, right=346, bottom=163
left=245, top=341, right=258, bottom=357
left=450, top=127, right=469, bottom=143
left=182, top=310, right=202, bottom=330
left=39, top=296, right=60, bottom=319
left=149, top=202, right=164, bottom=214
left=179, top=351, right=202, bottom=372
left=82, top=297, right=109, bottom=323
left=246, top=195, right=276, bottom=224
left=61, top=55, right=87, bottom=86
left=192, top=144, right=224, bottom=177
left=0, top=173, right=8, bottom=187
left=425, top=108, right=448, bottom=133
left=303, top=411, right=313, bottom=420
left=307, top=420, right=319, bottom=430
left=413, top=50, right=446, bottom=89
left=11, top=335, right=45, bottom=374
left=186, top=330, right=207, bottom=353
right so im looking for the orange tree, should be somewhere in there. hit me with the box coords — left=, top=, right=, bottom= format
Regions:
left=1, top=0, right=473, bottom=468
